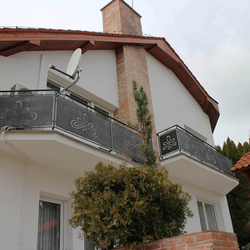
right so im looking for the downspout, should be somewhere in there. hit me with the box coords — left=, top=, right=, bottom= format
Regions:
left=1, top=126, right=28, bottom=250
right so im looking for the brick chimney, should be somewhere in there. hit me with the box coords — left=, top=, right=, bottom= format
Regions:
left=101, top=0, right=159, bottom=165
left=101, top=0, right=142, bottom=35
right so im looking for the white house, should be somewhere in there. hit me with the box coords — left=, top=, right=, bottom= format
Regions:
left=0, top=0, right=239, bottom=250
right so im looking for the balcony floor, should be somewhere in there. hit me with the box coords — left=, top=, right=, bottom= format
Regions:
left=160, top=153, right=238, bottom=195
left=0, top=130, right=126, bottom=175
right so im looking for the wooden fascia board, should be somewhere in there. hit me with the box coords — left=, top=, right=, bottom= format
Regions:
left=0, top=32, right=162, bottom=45
left=156, top=40, right=180, bottom=62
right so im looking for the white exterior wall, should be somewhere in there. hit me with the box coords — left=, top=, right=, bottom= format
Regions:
left=0, top=50, right=118, bottom=110
left=170, top=176, right=234, bottom=233
left=146, top=52, right=235, bottom=233
left=0, top=49, right=236, bottom=250
left=146, top=52, right=215, bottom=145
left=0, top=149, right=234, bottom=250
left=0, top=151, right=85, bottom=250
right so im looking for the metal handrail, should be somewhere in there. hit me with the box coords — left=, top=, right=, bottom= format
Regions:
left=157, top=125, right=234, bottom=177
left=0, top=90, right=144, bottom=163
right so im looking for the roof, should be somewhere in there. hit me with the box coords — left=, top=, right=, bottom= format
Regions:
left=0, top=27, right=219, bottom=131
left=231, top=152, right=250, bottom=173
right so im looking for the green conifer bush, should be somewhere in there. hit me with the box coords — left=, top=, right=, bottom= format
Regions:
left=131, top=81, right=157, bottom=169
left=69, top=163, right=193, bottom=249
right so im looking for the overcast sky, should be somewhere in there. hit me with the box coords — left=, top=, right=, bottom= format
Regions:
left=2, top=0, right=250, bottom=147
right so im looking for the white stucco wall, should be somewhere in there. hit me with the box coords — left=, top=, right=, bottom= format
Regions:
left=0, top=48, right=234, bottom=250
left=0, top=151, right=85, bottom=250
left=0, top=152, right=25, bottom=250
left=146, top=52, right=215, bottom=145
left=0, top=50, right=118, bottom=110
left=0, top=147, right=234, bottom=250
left=170, top=176, right=234, bottom=234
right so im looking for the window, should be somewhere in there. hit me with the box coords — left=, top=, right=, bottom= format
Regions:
left=37, top=199, right=63, bottom=250
left=84, top=238, right=95, bottom=250
left=197, top=200, right=218, bottom=231
left=47, top=81, right=89, bottom=108
left=71, top=93, right=88, bottom=108
left=94, top=105, right=110, bottom=119
left=47, top=81, right=60, bottom=92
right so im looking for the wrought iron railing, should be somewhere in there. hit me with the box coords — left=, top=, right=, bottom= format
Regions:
left=0, top=90, right=144, bottom=163
left=157, top=125, right=234, bottom=176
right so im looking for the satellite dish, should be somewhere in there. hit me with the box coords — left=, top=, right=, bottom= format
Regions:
left=49, top=48, right=83, bottom=95
left=66, top=48, right=82, bottom=79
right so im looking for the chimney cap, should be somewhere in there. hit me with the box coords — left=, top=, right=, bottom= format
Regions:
left=101, top=0, right=142, bottom=18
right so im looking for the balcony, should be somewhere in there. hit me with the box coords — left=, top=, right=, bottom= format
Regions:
left=157, top=126, right=239, bottom=195
left=0, top=90, right=144, bottom=168
left=157, top=125, right=234, bottom=177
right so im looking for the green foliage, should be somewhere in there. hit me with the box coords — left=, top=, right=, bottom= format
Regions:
left=132, top=81, right=157, bottom=169
left=219, top=137, right=250, bottom=248
left=69, top=162, right=193, bottom=249
left=242, top=243, right=250, bottom=250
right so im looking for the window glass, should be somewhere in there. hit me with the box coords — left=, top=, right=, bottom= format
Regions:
left=197, top=201, right=207, bottom=231
left=94, top=106, right=109, bottom=119
left=37, top=200, right=61, bottom=250
left=47, top=81, right=89, bottom=108
left=84, top=238, right=95, bottom=250
left=205, top=203, right=218, bottom=230
left=197, top=200, right=218, bottom=231
left=47, top=82, right=60, bottom=91
left=71, top=94, right=88, bottom=108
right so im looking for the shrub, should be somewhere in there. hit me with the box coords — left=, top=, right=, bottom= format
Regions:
left=69, top=162, right=193, bottom=249
left=242, top=243, right=250, bottom=250
left=132, top=81, right=157, bottom=169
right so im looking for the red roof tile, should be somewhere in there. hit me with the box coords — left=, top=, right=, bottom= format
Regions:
left=231, top=152, right=250, bottom=173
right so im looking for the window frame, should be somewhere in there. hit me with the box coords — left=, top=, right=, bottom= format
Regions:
left=38, top=196, right=64, bottom=250
left=93, top=104, right=111, bottom=119
left=47, top=81, right=113, bottom=118
left=197, top=199, right=219, bottom=231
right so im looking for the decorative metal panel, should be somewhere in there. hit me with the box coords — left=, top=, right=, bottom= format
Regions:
left=157, top=126, right=234, bottom=177
left=112, top=122, right=144, bottom=162
left=0, top=93, right=147, bottom=162
left=56, top=97, right=112, bottom=149
left=0, top=95, right=54, bottom=127
left=199, top=142, right=216, bottom=166
left=177, top=129, right=201, bottom=160
left=158, top=130, right=179, bottom=156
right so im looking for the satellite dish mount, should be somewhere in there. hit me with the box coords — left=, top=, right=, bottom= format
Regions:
left=49, top=48, right=82, bottom=95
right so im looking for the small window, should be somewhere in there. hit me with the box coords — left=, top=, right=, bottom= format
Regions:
left=197, top=200, right=218, bottom=231
left=47, top=81, right=60, bottom=92
left=37, top=199, right=63, bottom=250
left=47, top=81, right=89, bottom=108
left=84, top=238, right=95, bottom=250
left=71, top=93, right=89, bottom=109
left=94, top=105, right=110, bottom=119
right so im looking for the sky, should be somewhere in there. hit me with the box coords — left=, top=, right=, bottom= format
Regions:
left=2, top=0, right=250, bottom=147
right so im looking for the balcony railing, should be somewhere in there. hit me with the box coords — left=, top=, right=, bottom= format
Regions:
left=157, top=125, right=234, bottom=177
left=0, top=90, right=144, bottom=163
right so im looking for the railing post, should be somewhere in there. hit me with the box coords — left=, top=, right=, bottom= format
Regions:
left=52, top=91, right=58, bottom=130
left=175, top=126, right=181, bottom=155
left=110, top=117, right=113, bottom=152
